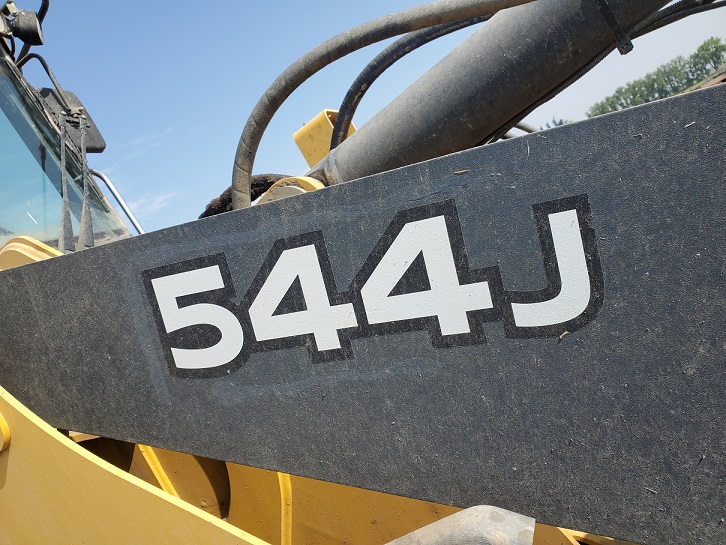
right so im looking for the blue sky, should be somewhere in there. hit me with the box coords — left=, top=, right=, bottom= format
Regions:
left=20, top=1, right=726, bottom=233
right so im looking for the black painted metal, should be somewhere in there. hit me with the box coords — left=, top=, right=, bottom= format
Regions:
left=0, top=87, right=723, bottom=544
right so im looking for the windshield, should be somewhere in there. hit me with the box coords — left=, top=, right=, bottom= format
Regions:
left=0, top=54, right=129, bottom=248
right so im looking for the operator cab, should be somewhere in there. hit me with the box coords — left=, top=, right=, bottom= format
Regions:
left=0, top=40, right=129, bottom=253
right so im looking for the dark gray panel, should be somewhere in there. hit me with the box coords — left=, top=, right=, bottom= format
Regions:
left=0, top=86, right=723, bottom=544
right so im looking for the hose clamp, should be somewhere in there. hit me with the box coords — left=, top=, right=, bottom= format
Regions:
left=591, top=0, right=633, bottom=55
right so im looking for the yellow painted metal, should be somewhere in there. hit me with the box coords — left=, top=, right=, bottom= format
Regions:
left=0, top=236, right=62, bottom=270
left=68, top=431, right=99, bottom=442
left=138, top=444, right=180, bottom=497
left=277, top=472, right=293, bottom=545
left=293, top=109, right=356, bottom=168
left=568, top=529, right=642, bottom=545
left=280, top=176, right=325, bottom=192
left=0, top=385, right=271, bottom=545
left=77, top=436, right=232, bottom=519
left=533, top=523, right=642, bottom=545
left=132, top=445, right=231, bottom=518
left=257, top=176, right=326, bottom=204
left=226, top=462, right=460, bottom=545
left=533, top=523, right=581, bottom=545
left=0, top=411, right=9, bottom=452
left=46, top=408, right=230, bottom=519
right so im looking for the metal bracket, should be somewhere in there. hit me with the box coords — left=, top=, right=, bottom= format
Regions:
left=256, top=176, right=325, bottom=205
left=591, top=0, right=633, bottom=55
left=0, top=2, right=18, bottom=38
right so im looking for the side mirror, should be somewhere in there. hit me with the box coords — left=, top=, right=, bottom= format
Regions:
left=38, top=87, right=106, bottom=153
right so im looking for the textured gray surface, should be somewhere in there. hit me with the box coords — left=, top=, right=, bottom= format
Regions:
left=0, top=86, right=723, bottom=544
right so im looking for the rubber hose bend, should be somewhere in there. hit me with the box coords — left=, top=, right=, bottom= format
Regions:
left=231, top=0, right=536, bottom=210
left=330, top=15, right=490, bottom=151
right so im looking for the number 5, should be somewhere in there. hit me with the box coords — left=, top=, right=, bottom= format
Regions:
left=145, top=256, right=244, bottom=371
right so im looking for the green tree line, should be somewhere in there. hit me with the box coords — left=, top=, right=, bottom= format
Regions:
left=587, top=37, right=726, bottom=117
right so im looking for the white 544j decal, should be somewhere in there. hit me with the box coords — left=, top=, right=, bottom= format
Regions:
left=142, top=195, right=603, bottom=377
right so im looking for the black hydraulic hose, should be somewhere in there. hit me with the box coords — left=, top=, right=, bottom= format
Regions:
left=330, top=15, right=490, bottom=151
left=15, top=52, right=72, bottom=110
left=632, top=1, right=724, bottom=38
left=631, top=0, right=714, bottom=33
left=230, top=0, right=535, bottom=210
left=37, top=0, right=49, bottom=22
left=483, top=1, right=720, bottom=143
left=629, top=0, right=701, bottom=32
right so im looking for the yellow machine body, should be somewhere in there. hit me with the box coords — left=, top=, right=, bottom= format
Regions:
left=0, top=385, right=267, bottom=545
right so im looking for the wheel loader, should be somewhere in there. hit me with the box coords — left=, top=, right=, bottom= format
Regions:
left=0, top=1, right=723, bottom=544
